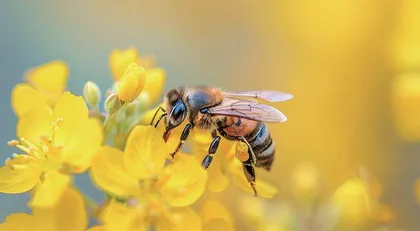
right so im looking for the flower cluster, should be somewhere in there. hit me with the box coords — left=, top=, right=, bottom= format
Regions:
left=0, top=47, right=263, bottom=231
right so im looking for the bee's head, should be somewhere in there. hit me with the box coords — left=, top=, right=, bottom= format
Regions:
left=163, top=88, right=187, bottom=142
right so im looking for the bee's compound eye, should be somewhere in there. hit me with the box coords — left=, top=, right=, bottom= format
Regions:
left=200, top=107, right=209, bottom=114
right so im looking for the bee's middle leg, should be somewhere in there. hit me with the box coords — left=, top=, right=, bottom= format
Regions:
left=201, top=130, right=221, bottom=169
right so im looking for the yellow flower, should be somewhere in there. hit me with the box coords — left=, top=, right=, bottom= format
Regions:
left=90, top=125, right=207, bottom=231
left=109, top=48, right=140, bottom=81
left=391, top=72, right=420, bottom=141
left=333, top=178, right=372, bottom=227
left=0, top=91, right=103, bottom=207
left=200, top=200, right=235, bottom=231
left=117, top=63, right=146, bottom=103
left=11, top=60, right=68, bottom=116
left=333, top=168, right=398, bottom=228
left=290, top=162, right=320, bottom=200
left=0, top=187, right=88, bottom=231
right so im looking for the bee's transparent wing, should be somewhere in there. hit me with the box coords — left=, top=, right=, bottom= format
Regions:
left=208, top=98, right=288, bottom=123
left=224, top=90, right=293, bottom=102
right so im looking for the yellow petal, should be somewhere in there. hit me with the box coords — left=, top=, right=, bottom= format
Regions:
left=124, top=126, right=167, bottom=180
left=109, top=48, right=140, bottom=81
left=53, top=91, right=89, bottom=134
left=117, top=63, right=146, bottom=103
left=203, top=219, right=235, bottom=231
left=207, top=173, right=229, bottom=193
left=140, top=68, right=166, bottom=106
left=200, top=200, right=234, bottom=226
left=33, top=187, right=88, bottom=231
left=0, top=213, right=38, bottom=231
left=90, top=146, right=138, bottom=198
left=17, top=105, right=53, bottom=146
left=11, top=83, right=48, bottom=117
left=0, top=156, right=41, bottom=194
left=29, top=171, right=71, bottom=208
left=58, top=118, right=103, bottom=172
left=102, top=201, right=146, bottom=231
left=25, top=60, right=68, bottom=105
left=229, top=161, right=278, bottom=198
left=159, top=155, right=207, bottom=207
left=156, top=207, right=202, bottom=231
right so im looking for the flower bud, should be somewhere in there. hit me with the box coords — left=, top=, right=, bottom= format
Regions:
left=105, top=93, right=122, bottom=114
left=109, top=48, right=140, bottom=81
left=83, top=81, right=101, bottom=106
left=117, top=63, right=146, bottom=103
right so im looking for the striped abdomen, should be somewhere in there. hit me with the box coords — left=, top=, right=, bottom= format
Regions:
left=217, top=117, right=275, bottom=171
left=245, top=122, right=275, bottom=171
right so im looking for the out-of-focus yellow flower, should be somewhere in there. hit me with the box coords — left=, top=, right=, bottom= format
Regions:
left=0, top=92, right=103, bottom=207
left=0, top=187, right=88, bottom=231
left=200, top=200, right=235, bottom=231
left=90, top=126, right=207, bottom=231
left=333, top=178, right=372, bottom=227
left=117, top=63, right=146, bottom=103
left=239, top=197, right=294, bottom=231
left=109, top=48, right=140, bottom=81
left=11, top=60, right=68, bottom=116
left=140, top=68, right=166, bottom=106
left=291, top=162, right=320, bottom=200
left=391, top=72, right=420, bottom=141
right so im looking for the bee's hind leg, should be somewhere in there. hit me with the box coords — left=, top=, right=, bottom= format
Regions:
left=201, top=131, right=221, bottom=169
left=238, top=138, right=258, bottom=197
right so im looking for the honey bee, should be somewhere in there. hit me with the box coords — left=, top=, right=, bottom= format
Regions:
left=150, top=86, right=292, bottom=196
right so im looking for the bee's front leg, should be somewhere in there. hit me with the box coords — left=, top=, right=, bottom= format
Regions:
left=170, top=123, right=192, bottom=158
left=201, top=134, right=221, bottom=169
left=150, top=106, right=167, bottom=128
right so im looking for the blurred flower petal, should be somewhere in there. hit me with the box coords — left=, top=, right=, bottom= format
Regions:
left=25, top=60, right=68, bottom=105
left=90, top=146, right=138, bottom=198
left=0, top=156, right=41, bottom=194
left=11, top=83, right=47, bottom=117
left=160, top=155, right=207, bottom=207
left=0, top=213, right=38, bottom=231
left=101, top=201, right=146, bottom=231
left=203, top=219, right=235, bottom=231
left=140, top=68, right=166, bottom=106
left=109, top=48, right=140, bottom=81
left=124, top=125, right=167, bottom=180
left=156, top=207, right=201, bottom=231
left=30, top=171, right=71, bottom=208
left=200, top=200, right=234, bottom=226
left=33, top=187, right=88, bottom=231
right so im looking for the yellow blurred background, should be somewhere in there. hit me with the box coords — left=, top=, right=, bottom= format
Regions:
left=0, top=0, right=419, bottom=230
